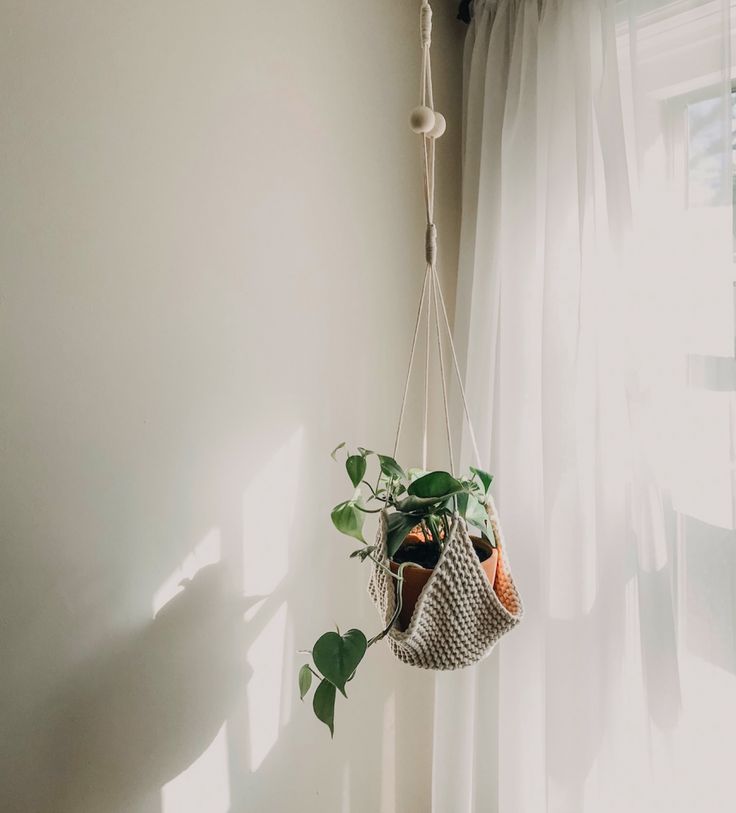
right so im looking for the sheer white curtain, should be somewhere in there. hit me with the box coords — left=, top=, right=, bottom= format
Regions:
left=432, top=0, right=736, bottom=811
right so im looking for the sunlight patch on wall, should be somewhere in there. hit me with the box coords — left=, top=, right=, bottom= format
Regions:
left=380, top=692, right=397, bottom=813
left=341, top=762, right=351, bottom=812
left=153, top=527, right=222, bottom=614
left=279, top=611, right=295, bottom=728
left=161, top=722, right=230, bottom=813
left=246, top=601, right=288, bottom=770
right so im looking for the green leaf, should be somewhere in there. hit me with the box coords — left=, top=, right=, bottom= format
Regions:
left=470, top=466, right=493, bottom=494
left=396, top=494, right=444, bottom=513
left=357, top=447, right=374, bottom=457
left=386, top=511, right=418, bottom=557
left=426, top=514, right=443, bottom=545
left=457, top=493, right=492, bottom=541
left=331, top=501, right=365, bottom=543
left=349, top=545, right=376, bottom=561
left=298, top=664, right=313, bottom=700
left=378, top=455, right=405, bottom=480
left=312, top=629, right=368, bottom=697
left=346, top=455, right=367, bottom=488
left=407, top=467, right=426, bottom=481
left=330, top=442, right=346, bottom=461
left=407, top=471, right=464, bottom=499
left=313, top=678, right=337, bottom=737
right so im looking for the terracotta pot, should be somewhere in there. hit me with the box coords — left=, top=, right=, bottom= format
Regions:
left=389, top=537, right=500, bottom=631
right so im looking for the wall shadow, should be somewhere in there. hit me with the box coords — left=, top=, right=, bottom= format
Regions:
left=683, top=515, right=736, bottom=676
left=40, top=563, right=252, bottom=813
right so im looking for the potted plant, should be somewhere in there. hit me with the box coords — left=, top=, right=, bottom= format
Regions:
left=297, top=443, right=499, bottom=736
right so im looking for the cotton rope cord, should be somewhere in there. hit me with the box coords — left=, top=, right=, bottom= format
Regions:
left=423, top=269, right=432, bottom=469
left=432, top=264, right=482, bottom=467
left=431, top=263, right=455, bottom=474
left=392, top=265, right=430, bottom=462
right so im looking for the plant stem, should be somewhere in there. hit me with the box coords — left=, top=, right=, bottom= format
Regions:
left=421, top=520, right=431, bottom=544
left=366, top=552, right=401, bottom=580
left=362, top=480, right=379, bottom=498
left=374, top=470, right=384, bottom=501
left=367, top=561, right=412, bottom=647
left=441, top=513, right=450, bottom=541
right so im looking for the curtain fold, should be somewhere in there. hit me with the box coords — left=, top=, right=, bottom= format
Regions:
left=433, top=0, right=736, bottom=810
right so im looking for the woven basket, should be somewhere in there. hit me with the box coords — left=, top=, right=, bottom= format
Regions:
left=368, top=498, right=523, bottom=670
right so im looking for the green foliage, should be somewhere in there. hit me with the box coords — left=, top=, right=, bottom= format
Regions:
left=313, top=678, right=337, bottom=737
left=386, top=511, right=419, bottom=557
left=298, top=664, right=313, bottom=700
left=346, top=455, right=367, bottom=488
left=299, top=628, right=367, bottom=737
left=456, top=492, right=491, bottom=543
left=378, top=454, right=405, bottom=480
left=298, top=442, right=497, bottom=735
left=470, top=465, right=493, bottom=494
left=349, top=544, right=376, bottom=562
left=330, top=501, right=365, bottom=543
left=312, top=629, right=367, bottom=697
left=407, top=471, right=464, bottom=499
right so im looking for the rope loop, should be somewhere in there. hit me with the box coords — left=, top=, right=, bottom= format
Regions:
left=420, top=2, right=433, bottom=48
left=425, top=223, right=437, bottom=265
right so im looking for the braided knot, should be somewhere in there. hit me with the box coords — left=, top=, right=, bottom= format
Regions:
left=425, top=223, right=437, bottom=265
left=420, top=2, right=432, bottom=48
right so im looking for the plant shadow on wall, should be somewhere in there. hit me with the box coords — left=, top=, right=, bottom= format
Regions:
left=0, top=413, right=427, bottom=813
left=21, top=432, right=414, bottom=813
left=47, top=563, right=255, bottom=813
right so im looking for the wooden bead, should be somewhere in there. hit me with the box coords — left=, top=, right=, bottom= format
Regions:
left=409, top=105, right=436, bottom=134
left=428, top=112, right=446, bottom=139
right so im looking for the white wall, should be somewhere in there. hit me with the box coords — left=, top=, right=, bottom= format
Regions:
left=0, top=2, right=463, bottom=811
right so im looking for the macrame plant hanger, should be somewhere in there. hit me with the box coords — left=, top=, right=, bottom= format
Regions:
left=368, top=0, right=523, bottom=670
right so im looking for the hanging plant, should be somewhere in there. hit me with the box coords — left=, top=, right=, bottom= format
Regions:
left=297, top=445, right=498, bottom=736
left=297, top=0, right=523, bottom=737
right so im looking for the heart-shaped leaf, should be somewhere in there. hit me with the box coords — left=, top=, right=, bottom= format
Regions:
left=346, top=455, right=367, bottom=488
left=407, top=471, right=464, bottom=499
left=470, top=466, right=493, bottom=494
left=378, top=455, right=405, bottom=480
left=298, top=664, right=313, bottom=700
left=331, top=501, right=365, bottom=543
left=313, top=678, right=337, bottom=737
left=312, top=628, right=367, bottom=697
